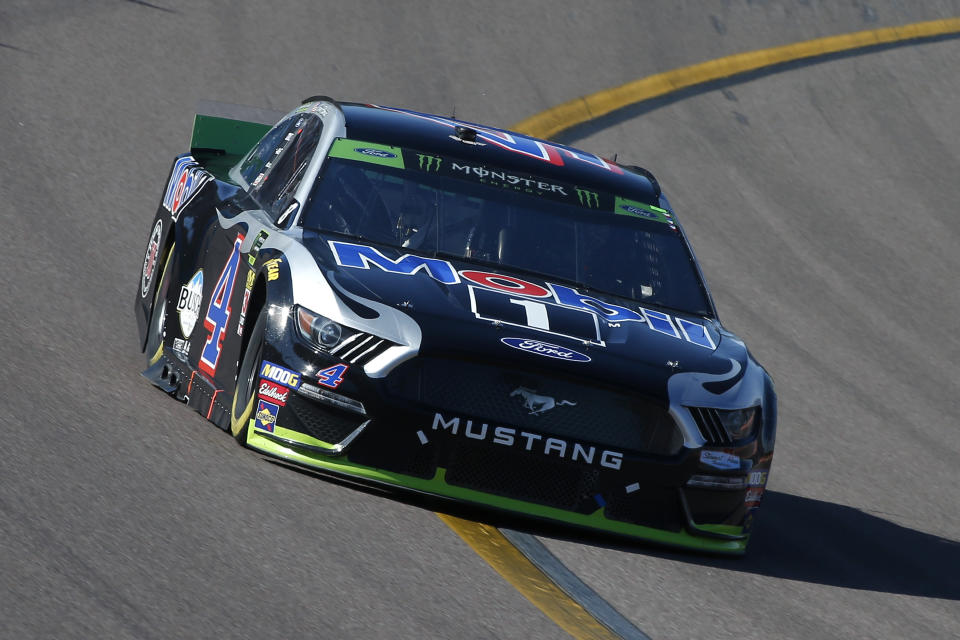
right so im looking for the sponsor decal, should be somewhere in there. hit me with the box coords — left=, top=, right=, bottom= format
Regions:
left=330, top=240, right=459, bottom=284
left=748, top=470, right=768, bottom=487
left=575, top=187, right=599, bottom=209
left=450, top=162, right=567, bottom=195
left=260, top=361, right=301, bottom=389
left=254, top=398, right=279, bottom=432
left=471, top=286, right=602, bottom=344
left=237, top=288, right=251, bottom=337
left=510, top=387, right=576, bottom=415
left=237, top=268, right=255, bottom=336
left=417, top=154, right=442, bottom=172
left=248, top=230, right=268, bottom=266
left=355, top=147, right=396, bottom=158
left=177, top=269, right=203, bottom=337
left=258, top=379, right=289, bottom=406
left=501, top=337, right=591, bottom=362
left=744, top=487, right=764, bottom=508
left=614, top=196, right=674, bottom=226
left=700, top=449, right=741, bottom=471
left=172, top=337, right=190, bottom=362
left=162, top=156, right=213, bottom=220
left=430, top=412, right=622, bottom=470
left=264, top=258, right=282, bottom=281
left=328, top=139, right=405, bottom=168
left=140, top=219, right=163, bottom=298
left=329, top=240, right=716, bottom=349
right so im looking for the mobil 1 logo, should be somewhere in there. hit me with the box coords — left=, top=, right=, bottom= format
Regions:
left=468, top=285, right=602, bottom=345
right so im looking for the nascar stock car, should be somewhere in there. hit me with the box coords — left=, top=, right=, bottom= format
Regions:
left=135, top=96, right=776, bottom=554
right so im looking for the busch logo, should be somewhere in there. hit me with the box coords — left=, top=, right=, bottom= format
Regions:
left=417, top=154, right=442, bottom=172
left=575, top=187, right=599, bottom=208
left=430, top=413, right=622, bottom=470
left=177, top=270, right=203, bottom=336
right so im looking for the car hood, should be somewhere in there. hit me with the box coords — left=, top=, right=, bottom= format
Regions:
left=305, top=234, right=748, bottom=398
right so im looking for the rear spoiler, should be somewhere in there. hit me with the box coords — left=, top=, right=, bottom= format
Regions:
left=189, top=100, right=286, bottom=176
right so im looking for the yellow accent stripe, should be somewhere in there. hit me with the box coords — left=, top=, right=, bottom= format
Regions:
left=438, top=17, right=960, bottom=638
left=513, top=17, right=960, bottom=140
left=437, top=514, right=621, bottom=640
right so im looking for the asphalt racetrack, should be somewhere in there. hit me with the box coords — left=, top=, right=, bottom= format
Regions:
left=2, top=2, right=959, bottom=638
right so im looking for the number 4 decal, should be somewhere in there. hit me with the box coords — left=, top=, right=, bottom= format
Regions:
left=317, top=363, right=349, bottom=389
left=199, top=233, right=245, bottom=376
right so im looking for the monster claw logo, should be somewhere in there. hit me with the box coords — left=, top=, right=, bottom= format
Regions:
left=575, top=187, right=599, bottom=208
left=418, top=154, right=442, bottom=172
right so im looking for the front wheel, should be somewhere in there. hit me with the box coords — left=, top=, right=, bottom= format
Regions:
left=145, top=243, right=175, bottom=365
left=230, top=311, right=267, bottom=442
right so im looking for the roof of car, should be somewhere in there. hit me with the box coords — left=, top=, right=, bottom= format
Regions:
left=338, top=102, right=661, bottom=206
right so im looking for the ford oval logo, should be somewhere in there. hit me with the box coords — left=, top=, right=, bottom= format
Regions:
left=355, top=147, right=396, bottom=158
left=501, top=337, right=591, bottom=362
left=620, top=204, right=656, bottom=218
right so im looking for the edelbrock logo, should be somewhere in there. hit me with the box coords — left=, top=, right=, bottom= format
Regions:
left=355, top=147, right=396, bottom=158
left=501, top=337, right=591, bottom=362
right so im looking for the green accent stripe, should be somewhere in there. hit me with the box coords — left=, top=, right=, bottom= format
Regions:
left=246, top=426, right=747, bottom=554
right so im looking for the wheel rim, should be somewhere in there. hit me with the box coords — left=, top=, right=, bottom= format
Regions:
left=146, top=244, right=175, bottom=365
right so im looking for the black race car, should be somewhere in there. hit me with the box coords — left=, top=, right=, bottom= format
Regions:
left=135, top=97, right=776, bottom=554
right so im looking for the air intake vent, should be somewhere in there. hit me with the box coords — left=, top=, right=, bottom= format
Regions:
left=688, top=407, right=732, bottom=445
left=329, top=333, right=394, bottom=366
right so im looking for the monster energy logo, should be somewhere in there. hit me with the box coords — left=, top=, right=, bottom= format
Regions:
left=418, top=154, right=442, bottom=172
left=575, top=187, right=599, bottom=208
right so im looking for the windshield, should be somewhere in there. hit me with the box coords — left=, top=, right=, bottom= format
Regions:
left=301, top=140, right=712, bottom=316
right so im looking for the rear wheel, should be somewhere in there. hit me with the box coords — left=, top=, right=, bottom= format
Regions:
left=230, top=311, right=267, bottom=442
left=145, top=243, right=175, bottom=365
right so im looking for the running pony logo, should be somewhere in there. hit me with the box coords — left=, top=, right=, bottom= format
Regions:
left=510, top=387, right=577, bottom=415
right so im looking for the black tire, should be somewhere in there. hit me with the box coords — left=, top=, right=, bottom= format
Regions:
left=145, top=243, right=175, bottom=365
left=230, top=311, right=267, bottom=442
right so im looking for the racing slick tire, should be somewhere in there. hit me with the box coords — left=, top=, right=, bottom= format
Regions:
left=230, top=311, right=267, bottom=442
left=145, top=243, right=175, bottom=366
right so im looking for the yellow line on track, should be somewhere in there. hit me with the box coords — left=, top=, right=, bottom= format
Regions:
left=438, top=16, right=960, bottom=639
left=437, top=514, right=621, bottom=640
left=513, top=17, right=960, bottom=140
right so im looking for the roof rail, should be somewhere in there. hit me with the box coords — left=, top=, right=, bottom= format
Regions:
left=301, top=95, right=339, bottom=106
left=623, top=164, right=661, bottom=198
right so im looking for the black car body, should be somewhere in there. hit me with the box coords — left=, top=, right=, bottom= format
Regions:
left=135, top=97, right=776, bottom=554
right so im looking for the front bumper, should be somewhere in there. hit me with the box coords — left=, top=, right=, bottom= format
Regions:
left=245, top=400, right=763, bottom=555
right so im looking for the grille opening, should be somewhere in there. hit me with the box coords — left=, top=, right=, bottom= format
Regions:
left=445, top=440, right=599, bottom=511
left=386, top=357, right=683, bottom=456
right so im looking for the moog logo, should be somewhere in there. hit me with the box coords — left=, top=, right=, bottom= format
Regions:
left=259, top=361, right=301, bottom=389
left=501, top=337, right=591, bottom=362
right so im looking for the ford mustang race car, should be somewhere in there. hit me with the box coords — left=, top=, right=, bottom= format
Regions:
left=135, top=96, right=776, bottom=554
